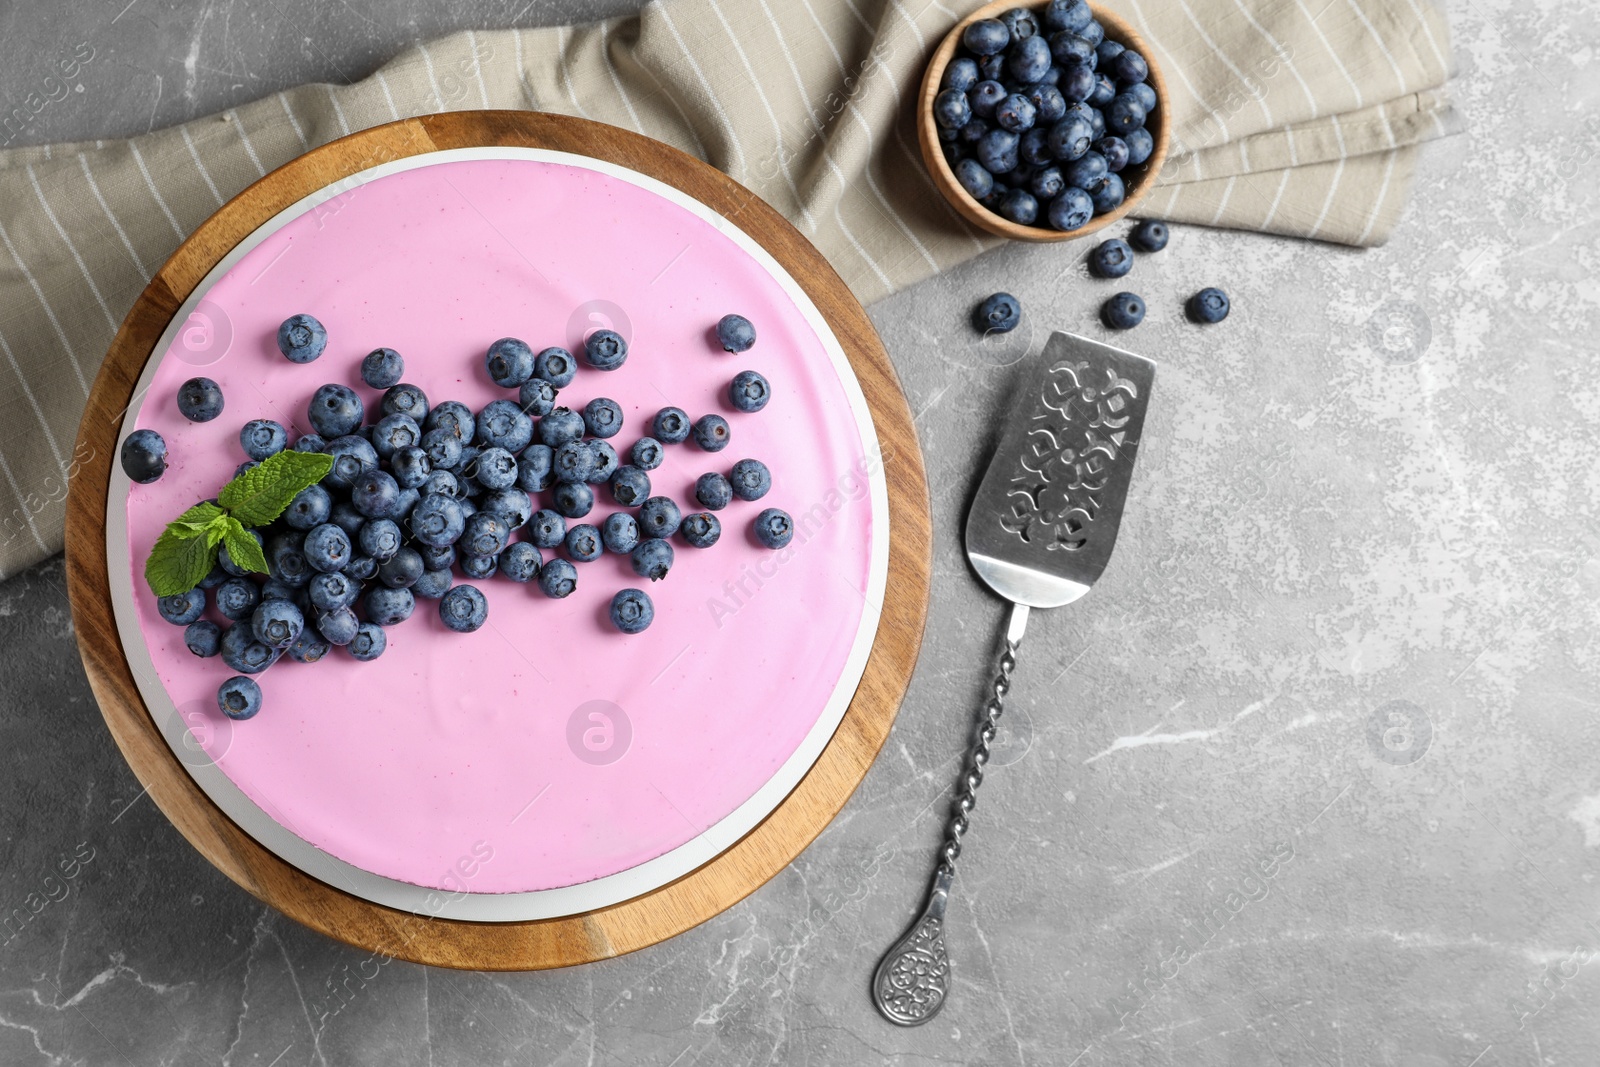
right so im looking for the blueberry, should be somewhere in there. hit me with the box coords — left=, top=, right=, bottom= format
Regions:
left=513, top=444, right=553, bottom=493
left=274, top=313, right=326, bottom=363
left=583, top=329, right=628, bottom=370
left=476, top=398, right=534, bottom=453
left=198, top=564, right=229, bottom=590
left=499, top=541, right=542, bottom=583
left=185, top=619, right=222, bottom=658
left=695, top=472, right=733, bottom=510
left=1084, top=172, right=1126, bottom=214
left=472, top=446, right=517, bottom=491
left=962, top=17, right=1009, bottom=54
left=485, top=337, right=535, bottom=388
left=1064, top=150, right=1108, bottom=190
left=996, top=189, right=1039, bottom=226
left=528, top=509, right=567, bottom=549
left=221, top=623, right=279, bottom=672
left=552, top=440, right=596, bottom=485
left=1106, top=93, right=1146, bottom=134
left=587, top=440, right=619, bottom=483
left=955, top=158, right=995, bottom=200
left=286, top=628, right=332, bottom=663
left=968, top=80, right=1006, bottom=121
left=417, top=543, right=455, bottom=570
left=999, top=6, right=1039, bottom=39
left=215, top=577, right=261, bottom=621
left=1127, top=81, right=1157, bottom=116
left=729, top=370, right=771, bottom=413
left=302, top=523, right=352, bottom=573
left=518, top=378, right=558, bottom=417
left=364, top=586, right=414, bottom=626
left=1187, top=287, right=1231, bottom=324
left=315, top=606, right=360, bottom=646
left=534, top=347, right=576, bottom=387
left=460, top=512, right=511, bottom=558
left=346, top=622, right=386, bottom=662
left=538, top=406, right=587, bottom=448
left=933, top=88, right=972, bottom=130
left=1088, top=73, right=1117, bottom=107
left=459, top=553, right=498, bottom=579
left=975, top=128, right=1019, bottom=174
left=1130, top=218, right=1168, bottom=252
left=1110, top=50, right=1148, bottom=86
left=1043, top=0, right=1092, bottom=33
left=1090, top=238, right=1134, bottom=278
left=1079, top=18, right=1106, bottom=47
left=177, top=377, right=225, bottom=423
left=630, top=538, right=674, bottom=581
left=725, top=459, right=769, bottom=502
left=345, top=555, right=379, bottom=582
left=421, top=469, right=461, bottom=499
left=371, top=413, right=421, bottom=461
left=424, top=400, right=475, bottom=443
left=973, top=292, right=1022, bottom=334
left=120, top=429, right=167, bottom=483
left=408, top=494, right=466, bottom=548
left=1048, top=31, right=1095, bottom=69
left=565, top=523, right=603, bottom=562
left=994, top=93, right=1037, bottom=134
left=601, top=512, right=640, bottom=554
left=537, top=558, right=578, bottom=599
left=379, top=546, right=424, bottom=589
left=293, top=432, right=327, bottom=454
left=156, top=587, right=206, bottom=626
left=611, top=465, right=651, bottom=507
left=1102, top=291, right=1146, bottom=329
left=691, top=415, right=730, bottom=452
left=609, top=588, right=655, bottom=634
left=976, top=52, right=1006, bottom=82
left=217, top=676, right=263, bottom=720
left=479, top=490, right=532, bottom=532
left=412, top=567, right=454, bottom=599
left=715, top=314, right=758, bottom=355
left=309, top=570, right=359, bottom=612
left=1029, top=165, right=1066, bottom=200
left=943, top=57, right=980, bottom=94
left=679, top=512, right=721, bottom=548
left=1097, top=38, right=1126, bottom=65
left=382, top=383, right=430, bottom=424
left=1019, top=128, right=1053, bottom=168
left=638, top=495, right=681, bottom=539
left=1026, top=83, right=1068, bottom=124
left=233, top=460, right=258, bottom=480
left=630, top=437, right=664, bottom=471
left=308, top=383, right=364, bottom=438
left=418, top=428, right=463, bottom=473
left=1047, top=115, right=1093, bottom=161
left=251, top=598, right=304, bottom=648
left=653, top=407, right=691, bottom=444
left=358, top=519, right=405, bottom=563
left=217, top=529, right=263, bottom=577
left=553, top=481, right=594, bottom=519
left=754, top=508, right=795, bottom=549
left=325, top=501, right=366, bottom=544
left=1095, top=136, right=1129, bottom=172
left=434, top=584, right=486, bottom=632
left=958, top=118, right=989, bottom=150
left=1123, top=126, right=1154, bottom=167
left=360, top=347, right=405, bottom=389
left=1047, top=186, right=1095, bottom=231
left=1008, top=35, right=1052, bottom=84
left=391, top=446, right=432, bottom=490
left=347, top=470, right=397, bottom=520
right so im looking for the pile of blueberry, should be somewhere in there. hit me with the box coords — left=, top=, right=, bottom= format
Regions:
left=932, top=0, right=1158, bottom=231
left=124, top=312, right=796, bottom=722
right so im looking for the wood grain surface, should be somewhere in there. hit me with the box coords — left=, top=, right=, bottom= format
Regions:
left=63, top=111, right=931, bottom=970
left=916, top=0, right=1173, bottom=242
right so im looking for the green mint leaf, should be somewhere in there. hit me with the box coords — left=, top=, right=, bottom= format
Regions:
left=145, top=522, right=225, bottom=597
left=219, top=450, right=333, bottom=528
left=169, top=500, right=227, bottom=534
left=220, top=515, right=269, bottom=575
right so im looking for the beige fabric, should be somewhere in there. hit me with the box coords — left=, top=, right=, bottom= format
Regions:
left=0, top=0, right=1459, bottom=576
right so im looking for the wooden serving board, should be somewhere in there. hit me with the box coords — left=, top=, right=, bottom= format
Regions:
left=63, top=111, right=931, bottom=970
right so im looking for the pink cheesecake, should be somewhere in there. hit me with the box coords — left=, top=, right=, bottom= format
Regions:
left=112, top=150, right=886, bottom=917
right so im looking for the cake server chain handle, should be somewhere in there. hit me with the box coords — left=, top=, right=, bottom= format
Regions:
left=872, top=602, right=1030, bottom=1027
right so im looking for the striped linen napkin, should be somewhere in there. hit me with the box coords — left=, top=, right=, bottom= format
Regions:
left=0, top=0, right=1459, bottom=576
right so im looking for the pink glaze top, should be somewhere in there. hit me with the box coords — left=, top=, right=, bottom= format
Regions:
left=123, top=156, right=877, bottom=894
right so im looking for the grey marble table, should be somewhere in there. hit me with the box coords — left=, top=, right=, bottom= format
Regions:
left=3, top=1, right=1597, bottom=1063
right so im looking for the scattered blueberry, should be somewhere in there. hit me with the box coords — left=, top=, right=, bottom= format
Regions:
left=276, top=314, right=327, bottom=364
left=537, top=558, right=578, bottom=599
left=1102, top=291, right=1146, bottom=329
left=601, top=512, right=640, bottom=554
left=1129, top=218, right=1168, bottom=251
left=729, top=370, right=771, bottom=413
left=609, top=588, right=654, bottom=634
left=583, top=329, right=628, bottom=370
left=528, top=509, right=567, bottom=549
left=308, top=383, right=364, bottom=438
left=692, top=414, right=731, bottom=452
left=630, top=438, right=664, bottom=471
left=630, top=538, right=674, bottom=581
left=347, top=622, right=387, bottom=661
left=653, top=407, right=691, bottom=444
left=217, top=676, right=263, bottom=720
left=729, top=459, right=772, bottom=501
left=552, top=481, right=594, bottom=519
left=679, top=512, right=721, bottom=548
left=973, top=292, right=1021, bottom=334
left=1188, top=287, right=1231, bottom=324
left=582, top=398, right=624, bottom=439
left=382, top=383, right=430, bottom=425
left=499, top=542, right=542, bottom=583
left=361, top=347, right=405, bottom=389
left=1090, top=238, right=1134, bottom=278
left=177, top=377, right=225, bottom=423
left=611, top=465, right=651, bottom=507
left=754, top=508, right=795, bottom=549
left=566, top=523, right=603, bottom=562
left=638, top=496, right=682, bottom=539
left=517, top=443, right=554, bottom=492
left=439, top=584, right=490, bottom=632
left=534, top=347, right=576, bottom=387
left=485, top=337, right=535, bottom=388
left=184, top=620, right=222, bottom=658
left=696, top=472, right=733, bottom=510
left=293, top=433, right=327, bottom=454
left=120, top=429, right=167, bottom=484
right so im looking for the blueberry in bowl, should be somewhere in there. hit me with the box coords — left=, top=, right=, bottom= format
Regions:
left=919, top=0, right=1168, bottom=242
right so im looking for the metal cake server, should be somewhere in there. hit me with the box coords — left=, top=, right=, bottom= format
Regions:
left=871, top=331, right=1157, bottom=1026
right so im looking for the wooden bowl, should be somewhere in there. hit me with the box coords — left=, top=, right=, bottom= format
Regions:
left=64, top=111, right=932, bottom=970
left=917, top=0, right=1172, bottom=242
